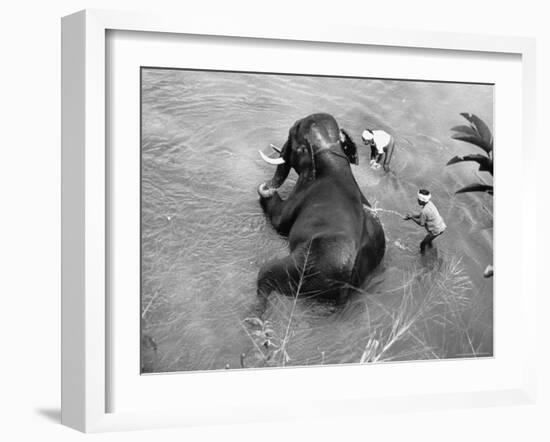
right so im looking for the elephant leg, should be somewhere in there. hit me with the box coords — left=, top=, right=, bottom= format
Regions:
left=257, top=254, right=301, bottom=300
left=259, top=192, right=295, bottom=236
left=253, top=245, right=316, bottom=316
left=259, top=191, right=283, bottom=224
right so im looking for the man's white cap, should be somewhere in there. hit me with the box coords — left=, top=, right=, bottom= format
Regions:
left=362, top=130, right=374, bottom=142
left=417, top=191, right=431, bottom=203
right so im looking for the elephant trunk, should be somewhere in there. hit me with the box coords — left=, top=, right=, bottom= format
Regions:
left=260, top=140, right=291, bottom=189
left=269, top=161, right=291, bottom=189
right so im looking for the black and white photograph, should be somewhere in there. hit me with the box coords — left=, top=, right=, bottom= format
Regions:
left=140, top=68, right=494, bottom=374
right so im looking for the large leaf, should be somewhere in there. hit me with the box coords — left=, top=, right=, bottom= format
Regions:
left=450, top=125, right=478, bottom=137
left=451, top=134, right=492, bottom=154
left=455, top=183, right=493, bottom=195
left=455, top=113, right=493, bottom=153
left=446, top=154, right=493, bottom=174
left=460, top=113, right=493, bottom=147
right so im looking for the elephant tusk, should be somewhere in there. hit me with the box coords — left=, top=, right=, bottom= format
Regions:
left=259, top=150, right=285, bottom=165
left=270, top=143, right=282, bottom=153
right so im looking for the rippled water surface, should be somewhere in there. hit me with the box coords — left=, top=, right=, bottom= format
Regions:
left=140, top=68, right=493, bottom=373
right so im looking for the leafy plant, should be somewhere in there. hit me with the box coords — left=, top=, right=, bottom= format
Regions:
left=447, top=113, right=494, bottom=277
left=447, top=113, right=493, bottom=195
left=241, top=316, right=285, bottom=366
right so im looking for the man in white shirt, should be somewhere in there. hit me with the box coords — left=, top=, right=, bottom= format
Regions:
left=361, top=129, right=395, bottom=171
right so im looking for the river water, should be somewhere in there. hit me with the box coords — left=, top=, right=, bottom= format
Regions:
left=140, top=68, right=493, bottom=373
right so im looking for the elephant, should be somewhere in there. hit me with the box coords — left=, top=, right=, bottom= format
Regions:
left=255, top=113, right=386, bottom=311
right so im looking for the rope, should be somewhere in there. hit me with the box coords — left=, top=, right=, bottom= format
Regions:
left=363, top=204, right=406, bottom=219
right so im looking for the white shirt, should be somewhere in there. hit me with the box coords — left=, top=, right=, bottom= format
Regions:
left=372, top=130, right=391, bottom=154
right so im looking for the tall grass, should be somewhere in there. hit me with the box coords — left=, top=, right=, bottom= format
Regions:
left=242, top=255, right=489, bottom=368
left=241, top=242, right=314, bottom=367
left=358, top=256, right=477, bottom=363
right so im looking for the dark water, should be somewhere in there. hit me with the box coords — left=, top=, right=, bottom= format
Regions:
left=140, top=68, right=493, bottom=373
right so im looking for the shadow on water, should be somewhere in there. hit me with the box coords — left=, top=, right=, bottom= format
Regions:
left=140, top=68, right=493, bottom=373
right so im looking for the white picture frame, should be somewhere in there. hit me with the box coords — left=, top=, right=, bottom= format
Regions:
left=61, top=9, right=537, bottom=433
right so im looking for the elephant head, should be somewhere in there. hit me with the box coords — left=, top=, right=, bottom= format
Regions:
left=258, top=114, right=355, bottom=196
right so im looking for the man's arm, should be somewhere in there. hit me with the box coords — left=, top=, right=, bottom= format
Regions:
left=404, top=211, right=424, bottom=225
left=370, top=144, right=378, bottom=161
left=408, top=215, right=423, bottom=226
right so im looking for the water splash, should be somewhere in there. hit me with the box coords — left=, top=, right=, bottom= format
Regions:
left=363, top=204, right=406, bottom=219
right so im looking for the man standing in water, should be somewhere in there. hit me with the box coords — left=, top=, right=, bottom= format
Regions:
left=361, top=128, right=395, bottom=171
left=404, top=189, right=447, bottom=254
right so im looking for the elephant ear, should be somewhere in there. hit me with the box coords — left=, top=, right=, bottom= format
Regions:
left=339, top=128, right=359, bottom=165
